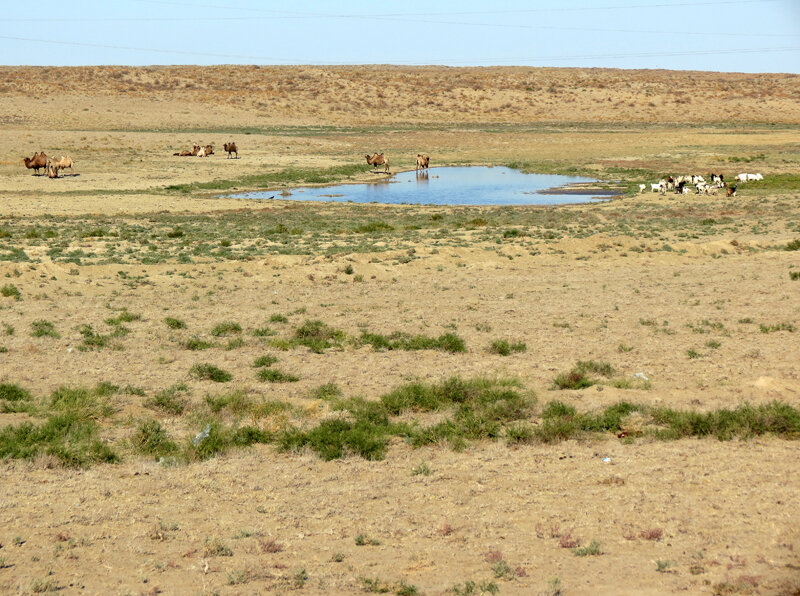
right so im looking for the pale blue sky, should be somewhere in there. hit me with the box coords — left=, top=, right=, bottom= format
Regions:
left=2, top=0, right=799, bottom=73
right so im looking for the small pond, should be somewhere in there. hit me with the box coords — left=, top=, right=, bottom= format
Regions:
left=232, top=166, right=613, bottom=206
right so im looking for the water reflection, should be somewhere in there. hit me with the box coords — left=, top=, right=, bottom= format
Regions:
left=233, top=166, right=607, bottom=206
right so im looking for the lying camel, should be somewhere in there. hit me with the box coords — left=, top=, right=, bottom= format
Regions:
left=197, top=144, right=214, bottom=157
left=365, top=152, right=390, bottom=173
left=174, top=145, right=200, bottom=156
left=48, top=156, right=75, bottom=177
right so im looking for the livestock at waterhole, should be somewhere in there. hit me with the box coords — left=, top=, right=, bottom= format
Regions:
left=640, top=172, right=757, bottom=196
left=365, top=152, right=390, bottom=173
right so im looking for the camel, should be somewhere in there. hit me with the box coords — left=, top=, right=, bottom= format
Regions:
left=416, top=154, right=430, bottom=170
left=23, top=152, right=48, bottom=175
left=223, top=142, right=238, bottom=159
left=48, top=156, right=75, bottom=177
left=174, top=145, right=201, bottom=156
left=365, top=152, right=390, bottom=173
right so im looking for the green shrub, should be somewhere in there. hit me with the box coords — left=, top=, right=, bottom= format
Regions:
left=256, top=368, right=299, bottom=383
left=145, top=384, right=188, bottom=415
left=0, top=383, right=32, bottom=402
left=293, top=320, right=345, bottom=353
left=211, top=322, right=242, bottom=337
left=1, top=284, right=21, bottom=300
left=30, top=320, right=60, bottom=338
left=311, top=383, right=342, bottom=400
left=488, top=339, right=527, bottom=356
left=253, top=355, right=279, bottom=368
left=359, top=331, right=466, bottom=353
left=190, top=363, right=233, bottom=383
left=132, top=419, right=178, bottom=458
left=183, top=337, right=213, bottom=350
left=165, top=317, right=187, bottom=329
left=0, top=411, right=117, bottom=468
left=278, top=419, right=388, bottom=461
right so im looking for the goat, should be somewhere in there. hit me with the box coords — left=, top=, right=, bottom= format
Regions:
left=223, top=142, right=238, bottom=159
left=638, top=184, right=646, bottom=193
left=22, top=151, right=48, bottom=176
left=726, top=185, right=737, bottom=197
left=736, top=173, right=749, bottom=183
left=747, top=173, right=763, bottom=181
left=650, top=183, right=662, bottom=193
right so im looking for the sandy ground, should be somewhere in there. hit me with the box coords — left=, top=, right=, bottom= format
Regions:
left=1, top=66, right=799, bottom=595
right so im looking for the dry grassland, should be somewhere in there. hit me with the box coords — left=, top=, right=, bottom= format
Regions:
left=0, top=66, right=799, bottom=595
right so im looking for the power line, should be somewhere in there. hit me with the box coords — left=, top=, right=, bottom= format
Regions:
left=1, top=34, right=797, bottom=66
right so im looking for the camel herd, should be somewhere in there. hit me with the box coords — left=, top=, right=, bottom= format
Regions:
left=22, top=152, right=75, bottom=178
left=364, top=152, right=430, bottom=174
left=22, top=145, right=432, bottom=181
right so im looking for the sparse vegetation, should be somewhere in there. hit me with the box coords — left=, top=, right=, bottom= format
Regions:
left=190, top=363, right=233, bottom=383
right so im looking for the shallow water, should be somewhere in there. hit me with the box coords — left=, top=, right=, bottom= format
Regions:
left=233, top=166, right=609, bottom=206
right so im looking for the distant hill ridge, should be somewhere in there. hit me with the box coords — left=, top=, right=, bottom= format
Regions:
left=1, top=65, right=798, bottom=126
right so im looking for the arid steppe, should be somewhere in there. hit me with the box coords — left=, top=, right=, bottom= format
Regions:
left=0, top=66, right=799, bottom=595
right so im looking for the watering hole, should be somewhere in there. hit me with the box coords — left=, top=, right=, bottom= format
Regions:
left=231, top=166, right=615, bottom=206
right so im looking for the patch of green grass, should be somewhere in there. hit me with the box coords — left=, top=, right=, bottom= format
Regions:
left=1, top=284, right=21, bottom=300
left=77, top=323, right=126, bottom=351
left=105, top=309, right=141, bottom=326
left=30, top=319, right=60, bottom=338
left=311, top=382, right=342, bottom=400
left=551, top=361, right=615, bottom=390
left=359, top=330, right=467, bottom=353
left=251, top=326, right=276, bottom=337
left=256, top=368, right=299, bottom=383
left=572, top=540, right=603, bottom=557
left=279, top=418, right=389, bottom=461
left=0, top=383, right=32, bottom=402
left=131, top=419, right=178, bottom=458
left=164, top=316, right=186, bottom=329
left=269, top=314, right=288, bottom=323
left=205, top=390, right=252, bottom=415
left=759, top=322, right=795, bottom=333
left=165, top=163, right=365, bottom=194
left=211, top=321, right=242, bottom=336
left=253, top=354, right=279, bottom=368
left=190, top=363, right=233, bottom=383
left=487, top=339, right=527, bottom=356
left=293, top=319, right=345, bottom=353
left=182, top=336, right=213, bottom=350
left=145, top=384, right=188, bottom=415
left=0, top=409, right=118, bottom=468
left=203, top=536, right=233, bottom=557
left=451, top=580, right=500, bottom=596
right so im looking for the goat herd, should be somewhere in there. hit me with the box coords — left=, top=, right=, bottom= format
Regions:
left=640, top=172, right=765, bottom=198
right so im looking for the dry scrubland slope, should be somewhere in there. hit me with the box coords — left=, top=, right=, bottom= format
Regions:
left=1, top=65, right=800, bottom=128
left=0, top=66, right=799, bottom=595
